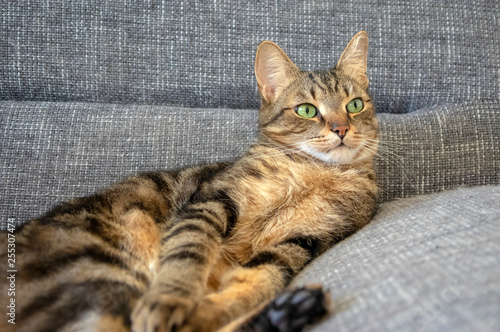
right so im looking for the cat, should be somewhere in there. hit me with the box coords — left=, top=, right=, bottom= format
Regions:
left=0, top=31, right=378, bottom=332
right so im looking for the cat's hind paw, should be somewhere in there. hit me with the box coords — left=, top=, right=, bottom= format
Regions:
left=265, top=285, right=331, bottom=332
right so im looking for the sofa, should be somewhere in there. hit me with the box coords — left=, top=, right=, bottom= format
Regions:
left=1, top=1, right=499, bottom=331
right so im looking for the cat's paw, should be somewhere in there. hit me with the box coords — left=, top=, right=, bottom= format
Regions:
left=177, top=298, right=228, bottom=332
left=266, top=285, right=331, bottom=332
left=131, top=291, right=196, bottom=332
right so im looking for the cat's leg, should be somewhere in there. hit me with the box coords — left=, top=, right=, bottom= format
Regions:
left=179, top=239, right=320, bottom=332
left=0, top=170, right=184, bottom=332
left=131, top=200, right=233, bottom=332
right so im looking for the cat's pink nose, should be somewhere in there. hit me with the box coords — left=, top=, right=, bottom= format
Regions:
left=332, top=125, right=349, bottom=139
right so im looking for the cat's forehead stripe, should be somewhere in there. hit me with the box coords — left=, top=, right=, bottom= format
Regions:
left=307, top=72, right=326, bottom=93
left=343, top=85, right=350, bottom=97
left=306, top=70, right=347, bottom=97
left=319, top=74, right=334, bottom=94
left=310, top=87, right=316, bottom=100
left=332, top=74, right=339, bottom=93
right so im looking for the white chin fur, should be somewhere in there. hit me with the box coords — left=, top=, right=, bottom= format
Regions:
left=300, top=143, right=358, bottom=164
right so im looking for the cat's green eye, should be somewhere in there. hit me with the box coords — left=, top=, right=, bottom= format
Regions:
left=346, top=98, right=364, bottom=113
left=295, top=103, right=317, bottom=118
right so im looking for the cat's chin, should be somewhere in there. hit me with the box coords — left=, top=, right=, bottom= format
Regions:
left=300, top=143, right=359, bottom=164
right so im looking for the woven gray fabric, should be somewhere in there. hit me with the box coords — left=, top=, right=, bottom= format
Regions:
left=0, top=101, right=257, bottom=223
left=1, top=100, right=499, bottom=223
left=293, top=185, right=500, bottom=332
left=1, top=1, right=498, bottom=113
left=377, top=100, right=500, bottom=202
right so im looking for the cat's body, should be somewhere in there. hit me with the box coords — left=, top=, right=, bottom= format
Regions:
left=0, top=32, right=378, bottom=332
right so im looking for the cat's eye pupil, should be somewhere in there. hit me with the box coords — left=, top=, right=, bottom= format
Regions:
left=347, top=98, right=364, bottom=113
left=296, top=104, right=317, bottom=118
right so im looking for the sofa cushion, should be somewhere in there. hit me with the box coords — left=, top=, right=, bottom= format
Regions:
left=293, top=185, right=500, bottom=331
left=1, top=1, right=498, bottom=113
left=0, top=101, right=257, bottom=224
left=1, top=100, right=498, bottom=223
left=376, top=100, right=500, bottom=202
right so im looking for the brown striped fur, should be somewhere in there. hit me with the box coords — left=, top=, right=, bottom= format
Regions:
left=0, top=31, right=378, bottom=332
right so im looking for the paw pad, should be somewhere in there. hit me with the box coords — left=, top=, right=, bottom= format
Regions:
left=267, top=285, right=330, bottom=332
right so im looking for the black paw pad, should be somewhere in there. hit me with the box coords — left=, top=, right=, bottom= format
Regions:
left=266, top=285, right=330, bottom=332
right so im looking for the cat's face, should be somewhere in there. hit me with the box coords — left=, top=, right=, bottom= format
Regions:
left=255, top=32, right=378, bottom=164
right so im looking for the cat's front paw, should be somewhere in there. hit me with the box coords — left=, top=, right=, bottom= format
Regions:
left=178, top=298, right=228, bottom=332
left=131, top=291, right=196, bottom=332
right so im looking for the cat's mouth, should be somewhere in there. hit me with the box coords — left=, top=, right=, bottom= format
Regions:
left=331, top=140, right=351, bottom=150
left=326, top=142, right=346, bottom=153
left=300, top=140, right=358, bottom=164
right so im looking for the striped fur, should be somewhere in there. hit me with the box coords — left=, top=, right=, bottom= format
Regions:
left=0, top=32, right=378, bottom=332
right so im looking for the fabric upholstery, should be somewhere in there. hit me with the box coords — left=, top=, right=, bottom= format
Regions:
left=1, top=100, right=499, bottom=223
left=293, top=185, right=500, bottom=332
left=1, top=1, right=498, bottom=113
left=376, top=100, right=500, bottom=202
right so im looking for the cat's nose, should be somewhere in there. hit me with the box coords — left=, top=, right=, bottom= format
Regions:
left=332, top=125, right=349, bottom=139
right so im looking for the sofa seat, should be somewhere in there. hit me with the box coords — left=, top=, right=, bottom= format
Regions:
left=294, top=185, right=500, bottom=331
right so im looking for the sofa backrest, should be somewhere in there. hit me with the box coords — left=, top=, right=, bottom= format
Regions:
left=1, top=1, right=498, bottom=113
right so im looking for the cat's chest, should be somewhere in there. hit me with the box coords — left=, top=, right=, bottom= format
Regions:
left=235, top=161, right=332, bottom=214
left=221, top=158, right=370, bottom=259
left=233, top=158, right=353, bottom=212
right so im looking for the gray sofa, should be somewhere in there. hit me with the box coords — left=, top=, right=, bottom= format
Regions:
left=1, top=1, right=499, bottom=331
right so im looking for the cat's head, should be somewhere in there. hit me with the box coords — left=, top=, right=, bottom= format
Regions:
left=255, top=31, right=378, bottom=165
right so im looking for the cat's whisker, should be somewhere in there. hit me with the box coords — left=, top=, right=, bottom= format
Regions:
left=365, top=144, right=405, bottom=165
left=377, top=133, right=416, bottom=142
left=364, top=138, right=415, bottom=146
left=360, top=142, right=415, bottom=185
left=360, top=140, right=406, bottom=165
left=361, top=139, right=415, bottom=172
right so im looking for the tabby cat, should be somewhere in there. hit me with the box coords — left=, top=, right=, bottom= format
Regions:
left=1, top=31, right=378, bottom=332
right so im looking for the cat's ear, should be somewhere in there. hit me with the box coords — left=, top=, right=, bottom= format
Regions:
left=337, top=31, right=369, bottom=87
left=255, top=41, right=300, bottom=103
